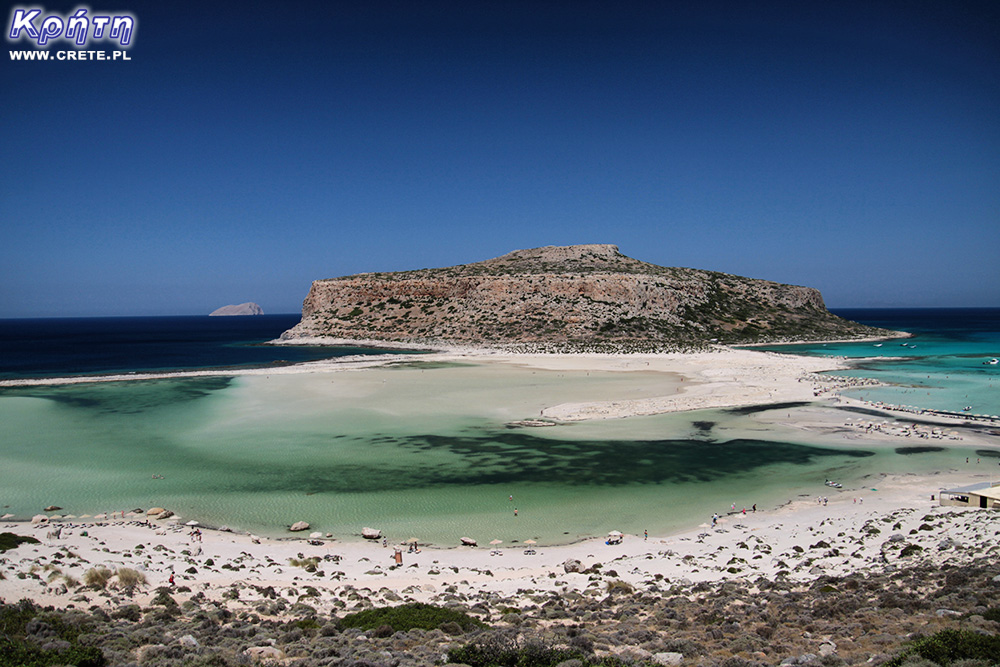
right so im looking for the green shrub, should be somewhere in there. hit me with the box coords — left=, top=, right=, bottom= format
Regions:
left=448, top=634, right=636, bottom=667
left=0, top=600, right=105, bottom=667
left=0, top=532, right=41, bottom=552
left=151, top=587, right=179, bottom=610
left=0, top=639, right=105, bottom=667
left=882, top=629, right=1000, bottom=667
left=341, top=602, right=485, bottom=633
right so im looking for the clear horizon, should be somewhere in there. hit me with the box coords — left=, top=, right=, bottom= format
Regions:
left=3, top=1, right=998, bottom=318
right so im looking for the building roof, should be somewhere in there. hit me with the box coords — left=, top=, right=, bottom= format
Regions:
left=942, top=482, right=1000, bottom=500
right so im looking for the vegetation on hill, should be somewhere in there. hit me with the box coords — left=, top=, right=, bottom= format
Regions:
left=283, top=244, right=894, bottom=349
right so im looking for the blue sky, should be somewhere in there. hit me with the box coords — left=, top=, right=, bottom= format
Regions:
left=2, top=0, right=998, bottom=317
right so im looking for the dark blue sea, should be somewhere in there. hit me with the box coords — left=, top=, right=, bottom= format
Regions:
left=0, top=314, right=401, bottom=380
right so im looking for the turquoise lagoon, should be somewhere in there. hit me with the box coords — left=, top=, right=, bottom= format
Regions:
left=0, top=357, right=981, bottom=545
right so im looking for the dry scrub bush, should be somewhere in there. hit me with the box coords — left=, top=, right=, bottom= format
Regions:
left=115, top=567, right=147, bottom=590
left=83, top=566, right=112, bottom=589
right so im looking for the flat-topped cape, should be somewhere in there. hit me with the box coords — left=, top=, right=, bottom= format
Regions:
left=281, top=244, right=889, bottom=349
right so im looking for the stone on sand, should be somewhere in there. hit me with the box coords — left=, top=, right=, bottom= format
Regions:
left=289, top=521, right=310, bottom=532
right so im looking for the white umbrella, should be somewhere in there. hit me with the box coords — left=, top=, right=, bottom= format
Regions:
left=489, top=539, right=503, bottom=545
left=523, top=539, right=537, bottom=545
left=608, top=530, right=623, bottom=537
left=186, top=520, right=200, bottom=526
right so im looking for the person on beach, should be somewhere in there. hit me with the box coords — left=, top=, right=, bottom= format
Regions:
left=514, top=508, right=518, bottom=517
left=644, top=529, right=648, bottom=540
left=752, top=504, right=756, bottom=512
left=168, top=573, right=175, bottom=587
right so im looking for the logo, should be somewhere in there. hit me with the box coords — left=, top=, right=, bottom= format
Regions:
left=7, top=5, right=137, bottom=48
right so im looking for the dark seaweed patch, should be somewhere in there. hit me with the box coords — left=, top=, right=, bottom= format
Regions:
left=723, top=401, right=812, bottom=415
left=206, top=433, right=875, bottom=494
left=0, top=377, right=233, bottom=415
left=895, top=447, right=945, bottom=455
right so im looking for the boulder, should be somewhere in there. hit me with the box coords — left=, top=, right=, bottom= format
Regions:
left=31, top=514, right=49, bottom=524
left=147, top=507, right=165, bottom=516
left=289, top=521, right=310, bottom=532
left=156, top=510, right=174, bottom=520
left=460, top=537, right=477, bottom=546
left=653, top=652, right=684, bottom=666
left=362, top=527, right=381, bottom=539
left=563, top=558, right=583, bottom=573
left=245, top=646, right=285, bottom=662
left=43, top=505, right=62, bottom=512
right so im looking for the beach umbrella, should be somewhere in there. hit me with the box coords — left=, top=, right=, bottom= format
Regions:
left=186, top=520, right=200, bottom=526
left=489, top=539, right=503, bottom=545
left=523, top=539, right=537, bottom=545
left=608, top=530, right=623, bottom=537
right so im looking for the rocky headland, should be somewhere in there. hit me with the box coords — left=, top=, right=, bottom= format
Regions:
left=280, top=245, right=892, bottom=350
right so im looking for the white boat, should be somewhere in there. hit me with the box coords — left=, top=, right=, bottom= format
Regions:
left=873, top=343, right=883, bottom=347
left=986, top=358, right=998, bottom=365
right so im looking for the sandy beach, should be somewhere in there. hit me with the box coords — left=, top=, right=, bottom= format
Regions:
left=3, top=466, right=998, bottom=616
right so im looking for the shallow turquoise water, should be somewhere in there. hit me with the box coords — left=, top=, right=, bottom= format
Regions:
left=0, top=365, right=976, bottom=545
left=756, top=309, right=1000, bottom=417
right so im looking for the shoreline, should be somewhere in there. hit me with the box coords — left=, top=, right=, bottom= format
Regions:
left=4, top=466, right=997, bottom=615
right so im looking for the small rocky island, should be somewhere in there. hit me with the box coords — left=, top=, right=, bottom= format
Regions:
left=210, top=302, right=263, bottom=316
left=280, top=244, right=890, bottom=349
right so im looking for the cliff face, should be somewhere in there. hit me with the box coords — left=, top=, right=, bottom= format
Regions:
left=281, top=245, right=885, bottom=348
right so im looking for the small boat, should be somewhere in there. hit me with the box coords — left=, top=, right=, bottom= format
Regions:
left=824, top=480, right=843, bottom=489
left=873, top=343, right=883, bottom=348
left=985, top=358, right=998, bottom=366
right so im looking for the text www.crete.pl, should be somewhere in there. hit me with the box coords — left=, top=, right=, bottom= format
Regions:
left=9, top=49, right=130, bottom=60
